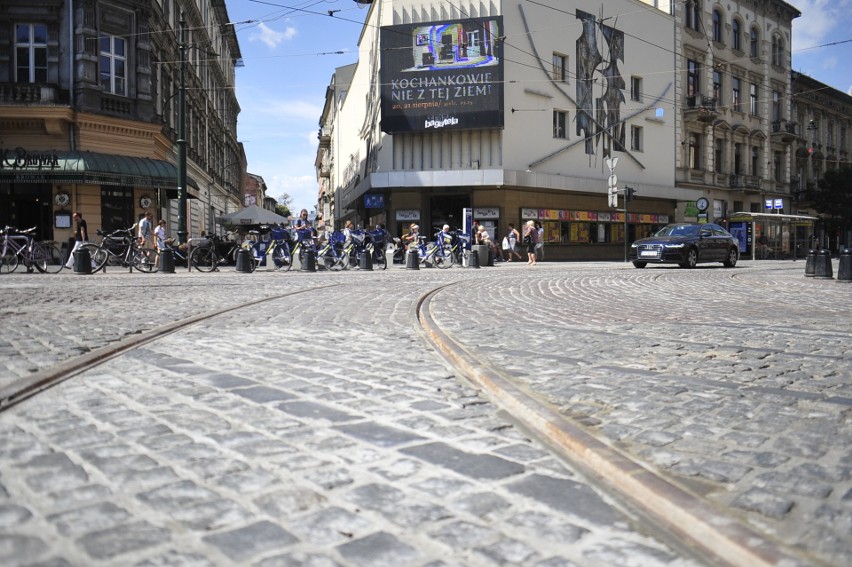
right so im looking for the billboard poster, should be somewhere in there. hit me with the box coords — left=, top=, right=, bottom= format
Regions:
left=380, top=17, right=504, bottom=133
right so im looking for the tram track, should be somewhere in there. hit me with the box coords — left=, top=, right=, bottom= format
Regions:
left=414, top=283, right=819, bottom=567
left=0, top=283, right=341, bottom=412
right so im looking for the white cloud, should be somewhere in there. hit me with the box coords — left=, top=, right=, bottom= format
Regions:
left=249, top=22, right=297, bottom=49
left=792, top=0, right=852, bottom=51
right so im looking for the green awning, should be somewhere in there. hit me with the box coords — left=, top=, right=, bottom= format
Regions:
left=0, top=150, right=199, bottom=191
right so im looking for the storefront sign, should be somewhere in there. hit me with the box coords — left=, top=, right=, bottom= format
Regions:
left=0, top=147, right=59, bottom=169
left=521, top=208, right=538, bottom=219
left=396, top=209, right=421, bottom=221
left=473, top=207, right=499, bottom=219
left=364, top=194, right=384, bottom=208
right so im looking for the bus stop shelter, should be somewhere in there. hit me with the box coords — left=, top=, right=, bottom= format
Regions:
left=728, top=212, right=818, bottom=260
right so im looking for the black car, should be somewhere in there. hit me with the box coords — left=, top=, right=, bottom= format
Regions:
left=629, top=223, right=740, bottom=269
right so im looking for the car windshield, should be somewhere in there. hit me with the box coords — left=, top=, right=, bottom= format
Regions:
left=654, top=224, right=700, bottom=237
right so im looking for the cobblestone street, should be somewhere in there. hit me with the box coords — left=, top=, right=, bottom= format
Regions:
left=0, top=260, right=848, bottom=566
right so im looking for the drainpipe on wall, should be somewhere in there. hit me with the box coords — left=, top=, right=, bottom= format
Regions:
left=68, top=0, right=76, bottom=151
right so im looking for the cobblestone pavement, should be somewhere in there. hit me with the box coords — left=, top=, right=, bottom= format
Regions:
left=0, top=260, right=848, bottom=566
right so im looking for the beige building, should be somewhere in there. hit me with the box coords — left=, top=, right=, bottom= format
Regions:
left=316, top=0, right=847, bottom=261
left=318, top=0, right=677, bottom=260
left=0, top=0, right=244, bottom=247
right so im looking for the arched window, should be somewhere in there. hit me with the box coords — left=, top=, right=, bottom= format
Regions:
left=712, top=10, right=723, bottom=43
left=771, top=35, right=784, bottom=67
left=686, top=0, right=702, bottom=31
left=750, top=26, right=760, bottom=58
left=732, top=19, right=741, bottom=50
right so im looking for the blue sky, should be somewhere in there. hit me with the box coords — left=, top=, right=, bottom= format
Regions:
left=227, top=1, right=852, bottom=216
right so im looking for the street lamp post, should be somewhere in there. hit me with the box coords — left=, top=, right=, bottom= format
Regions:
left=177, top=12, right=188, bottom=244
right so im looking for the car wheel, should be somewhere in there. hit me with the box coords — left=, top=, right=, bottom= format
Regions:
left=632, top=261, right=647, bottom=269
left=723, top=247, right=738, bottom=268
left=679, top=248, right=698, bottom=269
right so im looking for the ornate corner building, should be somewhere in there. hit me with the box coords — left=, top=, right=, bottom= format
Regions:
left=0, top=0, right=244, bottom=243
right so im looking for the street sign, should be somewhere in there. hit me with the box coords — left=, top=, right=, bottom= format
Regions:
left=607, top=174, right=618, bottom=189
left=605, top=157, right=619, bottom=171
left=608, top=187, right=618, bottom=208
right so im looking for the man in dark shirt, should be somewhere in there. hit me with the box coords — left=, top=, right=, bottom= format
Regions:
left=64, top=211, right=88, bottom=269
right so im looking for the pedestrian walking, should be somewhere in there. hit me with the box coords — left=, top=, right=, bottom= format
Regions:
left=523, top=219, right=538, bottom=266
left=504, top=223, right=522, bottom=262
left=154, top=219, right=171, bottom=266
left=137, top=212, right=154, bottom=248
left=535, top=221, right=544, bottom=261
left=64, top=211, right=88, bottom=269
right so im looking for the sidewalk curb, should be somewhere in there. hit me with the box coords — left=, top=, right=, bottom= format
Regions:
left=416, top=286, right=817, bottom=567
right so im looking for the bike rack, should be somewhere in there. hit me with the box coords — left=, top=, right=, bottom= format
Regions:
left=186, top=237, right=209, bottom=273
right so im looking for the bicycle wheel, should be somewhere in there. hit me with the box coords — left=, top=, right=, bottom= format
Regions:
left=274, top=243, right=293, bottom=271
left=133, top=248, right=157, bottom=273
left=79, top=244, right=108, bottom=272
left=0, top=249, right=19, bottom=274
left=190, top=246, right=218, bottom=272
left=32, top=242, right=64, bottom=273
left=433, top=244, right=455, bottom=269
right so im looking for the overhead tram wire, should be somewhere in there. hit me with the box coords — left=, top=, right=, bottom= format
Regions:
left=222, top=1, right=847, bottom=129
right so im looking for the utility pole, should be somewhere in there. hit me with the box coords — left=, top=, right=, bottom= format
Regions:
left=177, top=12, right=188, bottom=244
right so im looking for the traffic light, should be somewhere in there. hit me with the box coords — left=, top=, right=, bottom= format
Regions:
left=625, top=186, right=636, bottom=202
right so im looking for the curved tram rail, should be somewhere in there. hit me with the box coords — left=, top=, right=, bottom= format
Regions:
left=0, top=277, right=818, bottom=567
left=0, top=285, right=340, bottom=411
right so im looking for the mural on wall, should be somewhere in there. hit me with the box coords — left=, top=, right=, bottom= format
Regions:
left=576, top=10, right=625, bottom=156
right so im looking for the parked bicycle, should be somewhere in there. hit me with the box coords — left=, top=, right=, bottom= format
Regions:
left=0, top=226, right=63, bottom=274
left=448, top=229, right=471, bottom=265
left=410, top=233, right=455, bottom=268
left=291, top=228, right=317, bottom=267
left=265, top=226, right=294, bottom=271
left=315, top=230, right=348, bottom=271
left=80, top=226, right=156, bottom=273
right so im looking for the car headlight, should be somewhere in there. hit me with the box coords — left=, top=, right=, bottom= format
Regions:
left=630, top=242, right=639, bottom=248
left=665, top=243, right=685, bottom=249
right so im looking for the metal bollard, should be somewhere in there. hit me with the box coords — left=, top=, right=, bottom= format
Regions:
left=804, top=249, right=817, bottom=277
left=405, top=248, right=419, bottom=270
left=468, top=249, right=480, bottom=268
left=837, top=248, right=852, bottom=282
left=359, top=251, right=373, bottom=270
left=158, top=248, right=175, bottom=273
left=301, top=248, right=316, bottom=272
left=814, top=249, right=833, bottom=279
left=235, top=249, right=253, bottom=273
left=73, top=247, right=92, bottom=275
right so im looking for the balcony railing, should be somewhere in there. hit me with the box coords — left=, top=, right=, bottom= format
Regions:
left=684, top=94, right=718, bottom=122
left=771, top=119, right=799, bottom=142
left=0, top=83, right=66, bottom=105
left=729, top=174, right=762, bottom=191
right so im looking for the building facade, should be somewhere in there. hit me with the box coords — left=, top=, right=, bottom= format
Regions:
left=315, top=0, right=845, bottom=261
left=318, top=0, right=679, bottom=260
left=790, top=71, right=852, bottom=249
left=0, top=0, right=243, bottom=245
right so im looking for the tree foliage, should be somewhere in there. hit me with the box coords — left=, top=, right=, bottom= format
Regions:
left=811, top=165, right=852, bottom=226
left=275, top=193, right=293, bottom=219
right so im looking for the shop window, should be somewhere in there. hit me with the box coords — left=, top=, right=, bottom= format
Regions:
left=101, top=187, right=134, bottom=233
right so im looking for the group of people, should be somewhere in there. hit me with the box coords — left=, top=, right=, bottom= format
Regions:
left=398, top=220, right=543, bottom=266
